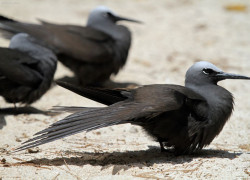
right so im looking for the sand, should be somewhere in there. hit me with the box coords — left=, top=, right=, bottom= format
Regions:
left=0, top=0, right=249, bottom=179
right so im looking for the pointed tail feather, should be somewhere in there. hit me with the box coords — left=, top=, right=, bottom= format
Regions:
left=0, top=15, right=17, bottom=38
left=0, top=19, right=21, bottom=38
left=56, top=81, right=128, bottom=105
left=0, top=15, right=16, bottom=22
left=0, top=19, right=48, bottom=41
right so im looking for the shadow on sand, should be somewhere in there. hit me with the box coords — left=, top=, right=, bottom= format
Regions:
left=0, top=115, right=6, bottom=129
left=15, top=146, right=241, bottom=167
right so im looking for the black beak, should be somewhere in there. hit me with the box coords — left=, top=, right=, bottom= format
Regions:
left=216, top=72, right=250, bottom=80
left=105, top=11, right=142, bottom=24
left=114, top=15, right=142, bottom=23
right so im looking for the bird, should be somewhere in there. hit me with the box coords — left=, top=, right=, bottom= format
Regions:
left=0, top=33, right=57, bottom=105
left=0, top=6, right=141, bottom=86
left=14, top=61, right=250, bottom=155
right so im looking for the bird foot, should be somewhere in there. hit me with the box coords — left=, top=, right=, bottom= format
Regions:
left=160, top=147, right=172, bottom=153
left=159, top=141, right=170, bottom=153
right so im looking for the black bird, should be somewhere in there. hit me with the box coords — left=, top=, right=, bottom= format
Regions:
left=0, top=6, right=141, bottom=86
left=0, top=33, right=57, bottom=104
left=14, top=61, right=250, bottom=154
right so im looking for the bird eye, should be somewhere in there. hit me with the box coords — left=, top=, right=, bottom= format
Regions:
left=106, top=12, right=112, bottom=16
left=202, top=68, right=215, bottom=75
left=104, top=12, right=113, bottom=18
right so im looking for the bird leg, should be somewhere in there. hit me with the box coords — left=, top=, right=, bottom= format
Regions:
left=158, top=139, right=168, bottom=152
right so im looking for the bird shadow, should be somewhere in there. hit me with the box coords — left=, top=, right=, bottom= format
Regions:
left=0, top=115, right=6, bottom=129
left=0, top=106, right=59, bottom=116
left=16, top=146, right=241, bottom=168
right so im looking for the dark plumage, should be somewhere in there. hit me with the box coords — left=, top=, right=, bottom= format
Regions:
left=0, top=33, right=57, bottom=104
left=0, top=6, right=141, bottom=86
left=15, top=61, right=250, bottom=155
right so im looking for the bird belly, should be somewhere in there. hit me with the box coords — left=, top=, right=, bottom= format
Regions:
left=140, top=110, right=192, bottom=154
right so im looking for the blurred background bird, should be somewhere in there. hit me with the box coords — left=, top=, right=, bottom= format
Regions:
left=0, top=33, right=57, bottom=114
left=0, top=6, right=141, bottom=87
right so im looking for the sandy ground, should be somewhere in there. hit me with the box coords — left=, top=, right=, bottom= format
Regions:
left=0, top=0, right=250, bottom=179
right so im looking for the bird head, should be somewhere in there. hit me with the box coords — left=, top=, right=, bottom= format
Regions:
left=185, top=61, right=250, bottom=86
left=87, top=6, right=142, bottom=28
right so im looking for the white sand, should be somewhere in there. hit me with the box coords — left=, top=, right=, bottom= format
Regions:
left=0, top=0, right=249, bottom=179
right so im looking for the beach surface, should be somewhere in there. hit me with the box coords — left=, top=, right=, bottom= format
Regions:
left=0, top=0, right=249, bottom=179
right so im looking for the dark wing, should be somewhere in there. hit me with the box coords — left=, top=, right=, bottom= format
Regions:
left=0, top=17, right=114, bottom=63
left=15, top=84, right=204, bottom=151
left=128, top=84, right=205, bottom=118
left=41, top=23, right=114, bottom=63
left=0, top=48, right=42, bottom=87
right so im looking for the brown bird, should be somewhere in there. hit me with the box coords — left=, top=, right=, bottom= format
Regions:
left=14, top=61, right=250, bottom=155
left=0, top=6, right=141, bottom=86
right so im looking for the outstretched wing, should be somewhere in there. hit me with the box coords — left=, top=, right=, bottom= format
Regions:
left=15, top=84, right=204, bottom=152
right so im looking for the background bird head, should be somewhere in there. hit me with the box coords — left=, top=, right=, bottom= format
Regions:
left=86, top=6, right=141, bottom=32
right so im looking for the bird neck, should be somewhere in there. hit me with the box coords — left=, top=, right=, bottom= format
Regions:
left=186, top=84, right=234, bottom=146
left=187, top=84, right=234, bottom=124
left=87, top=22, right=125, bottom=40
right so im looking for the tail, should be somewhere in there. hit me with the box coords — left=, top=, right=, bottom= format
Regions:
left=0, top=15, right=16, bottom=22
left=56, top=81, right=128, bottom=106
left=14, top=101, right=139, bottom=152
left=0, top=15, right=46, bottom=40
left=0, top=15, right=19, bottom=39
